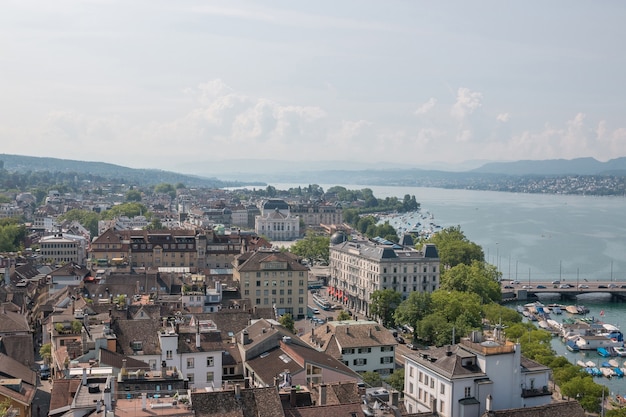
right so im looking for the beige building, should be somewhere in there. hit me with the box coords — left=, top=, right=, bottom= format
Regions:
left=233, top=249, right=309, bottom=319
left=39, top=233, right=88, bottom=265
left=328, top=239, right=440, bottom=318
left=290, top=201, right=343, bottom=228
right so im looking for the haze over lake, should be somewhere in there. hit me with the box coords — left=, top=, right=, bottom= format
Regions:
left=270, top=184, right=626, bottom=283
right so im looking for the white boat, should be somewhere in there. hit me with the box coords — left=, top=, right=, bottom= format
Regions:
left=576, top=334, right=624, bottom=350
left=614, top=347, right=626, bottom=357
left=609, top=359, right=620, bottom=368
left=586, top=361, right=597, bottom=368
left=601, top=367, right=615, bottom=378
left=577, top=360, right=588, bottom=367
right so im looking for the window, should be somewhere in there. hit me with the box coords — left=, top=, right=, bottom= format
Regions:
left=206, top=356, right=214, bottom=367
left=166, top=350, right=172, bottom=359
left=206, top=371, right=214, bottom=382
left=440, top=384, right=445, bottom=395
left=464, top=387, right=471, bottom=398
left=430, top=378, right=434, bottom=388
left=187, top=358, right=194, bottom=368
left=409, top=367, right=414, bottom=377
left=187, top=373, right=194, bottom=383
left=353, top=358, right=367, bottom=366
left=409, top=382, right=414, bottom=394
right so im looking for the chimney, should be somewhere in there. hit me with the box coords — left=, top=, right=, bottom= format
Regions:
left=446, top=345, right=452, bottom=356
left=486, top=394, right=493, bottom=412
left=196, top=321, right=201, bottom=348
left=241, top=330, right=250, bottom=345
left=346, top=326, right=349, bottom=335
left=141, top=392, right=147, bottom=410
left=368, top=327, right=372, bottom=338
left=290, top=386, right=297, bottom=407
left=121, top=359, right=127, bottom=375
left=82, top=367, right=87, bottom=386
left=319, top=384, right=327, bottom=406
left=391, top=391, right=399, bottom=407
left=326, top=325, right=330, bottom=333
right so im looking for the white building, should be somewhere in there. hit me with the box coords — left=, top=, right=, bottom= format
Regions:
left=403, top=333, right=553, bottom=417
left=39, top=233, right=88, bottom=265
left=328, top=239, right=440, bottom=318
left=308, top=320, right=398, bottom=375
left=157, top=320, right=223, bottom=390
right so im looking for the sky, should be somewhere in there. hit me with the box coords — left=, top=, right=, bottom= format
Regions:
left=2, top=1, right=626, bottom=174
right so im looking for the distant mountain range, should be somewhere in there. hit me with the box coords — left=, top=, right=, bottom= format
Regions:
left=471, top=157, right=626, bottom=176
left=1, top=153, right=625, bottom=189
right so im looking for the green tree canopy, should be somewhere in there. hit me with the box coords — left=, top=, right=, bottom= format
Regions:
left=361, top=371, right=382, bottom=387
left=125, top=189, right=142, bottom=202
left=0, top=219, right=26, bottom=252
left=385, top=369, right=405, bottom=392
left=369, top=289, right=402, bottom=327
left=58, top=208, right=101, bottom=237
left=289, top=231, right=330, bottom=264
left=393, top=291, right=432, bottom=330
left=279, top=313, right=296, bottom=333
left=426, top=226, right=484, bottom=268
left=101, top=202, right=149, bottom=220
left=440, top=261, right=502, bottom=304
left=336, top=310, right=351, bottom=321
left=154, top=183, right=176, bottom=198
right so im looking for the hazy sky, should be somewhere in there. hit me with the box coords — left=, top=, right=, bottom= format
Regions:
left=2, top=1, right=626, bottom=173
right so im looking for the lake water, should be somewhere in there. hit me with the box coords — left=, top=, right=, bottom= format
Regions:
left=270, top=183, right=626, bottom=394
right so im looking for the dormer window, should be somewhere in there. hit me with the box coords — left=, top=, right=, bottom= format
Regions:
left=131, top=341, right=143, bottom=351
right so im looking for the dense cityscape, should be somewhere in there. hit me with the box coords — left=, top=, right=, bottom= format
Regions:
left=0, top=157, right=621, bottom=417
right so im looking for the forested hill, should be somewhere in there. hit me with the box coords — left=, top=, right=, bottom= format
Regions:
left=0, top=154, right=247, bottom=188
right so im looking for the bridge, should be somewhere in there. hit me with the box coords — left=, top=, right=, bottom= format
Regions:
left=500, top=281, right=626, bottom=302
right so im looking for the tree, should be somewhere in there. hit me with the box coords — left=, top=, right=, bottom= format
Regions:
left=125, top=189, right=142, bottom=202
left=279, top=313, right=296, bottom=333
left=426, top=226, right=484, bottom=268
left=560, top=375, right=608, bottom=413
left=71, top=320, right=83, bottom=334
left=394, top=291, right=432, bottom=333
left=336, top=310, right=351, bottom=321
left=58, top=209, right=100, bottom=238
left=440, top=261, right=502, bottom=304
left=0, top=398, right=12, bottom=417
left=369, top=289, right=402, bottom=327
left=361, top=371, right=382, bottom=387
left=289, top=231, right=330, bottom=264
left=154, top=183, right=176, bottom=198
left=39, top=343, right=52, bottom=365
left=385, top=369, right=405, bottom=392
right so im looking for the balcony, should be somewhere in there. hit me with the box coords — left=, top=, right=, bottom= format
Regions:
left=521, top=386, right=552, bottom=398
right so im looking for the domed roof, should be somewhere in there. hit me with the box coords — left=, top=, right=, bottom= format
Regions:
left=330, top=231, right=348, bottom=245
left=263, top=199, right=289, bottom=211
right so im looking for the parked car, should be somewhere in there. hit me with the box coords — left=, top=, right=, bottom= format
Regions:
left=40, top=364, right=50, bottom=380
left=407, top=343, right=418, bottom=350
left=396, top=336, right=405, bottom=344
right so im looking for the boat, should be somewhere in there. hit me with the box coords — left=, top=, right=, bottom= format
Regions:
left=566, top=305, right=580, bottom=314
left=592, top=367, right=602, bottom=376
left=576, top=334, right=624, bottom=350
left=566, top=340, right=580, bottom=352
left=577, top=360, right=588, bottom=367
left=586, top=361, right=597, bottom=368
left=609, top=359, right=620, bottom=368
left=598, top=347, right=612, bottom=357
left=615, top=347, right=626, bottom=357
left=601, top=367, right=615, bottom=378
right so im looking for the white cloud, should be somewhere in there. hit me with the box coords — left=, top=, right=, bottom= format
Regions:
left=415, top=98, right=437, bottom=115
left=451, top=88, right=483, bottom=121
left=496, top=113, right=510, bottom=123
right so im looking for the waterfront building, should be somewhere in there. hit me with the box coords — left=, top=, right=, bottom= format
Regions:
left=328, top=238, right=440, bottom=317
left=403, top=333, right=553, bottom=416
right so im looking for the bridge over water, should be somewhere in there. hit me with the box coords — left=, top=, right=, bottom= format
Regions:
left=500, top=281, right=626, bottom=302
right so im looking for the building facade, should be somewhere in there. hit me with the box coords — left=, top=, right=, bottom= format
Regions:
left=328, top=240, right=440, bottom=317
left=39, top=233, right=88, bottom=265
left=290, top=201, right=343, bottom=228
left=233, top=249, right=309, bottom=319
left=403, top=334, right=553, bottom=417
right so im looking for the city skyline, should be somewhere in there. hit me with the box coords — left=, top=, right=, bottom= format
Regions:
left=2, top=1, right=626, bottom=175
